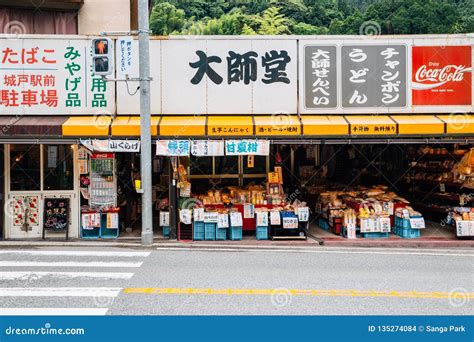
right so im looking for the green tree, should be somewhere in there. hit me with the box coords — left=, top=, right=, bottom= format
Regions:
left=257, top=6, right=290, bottom=34
left=149, top=2, right=186, bottom=35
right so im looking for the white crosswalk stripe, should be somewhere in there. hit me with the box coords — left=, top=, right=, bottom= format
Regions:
left=0, top=249, right=149, bottom=315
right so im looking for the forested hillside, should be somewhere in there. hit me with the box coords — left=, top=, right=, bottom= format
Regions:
left=149, top=0, right=473, bottom=35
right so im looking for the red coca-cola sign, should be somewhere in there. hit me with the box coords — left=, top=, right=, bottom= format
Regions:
left=412, top=46, right=471, bottom=105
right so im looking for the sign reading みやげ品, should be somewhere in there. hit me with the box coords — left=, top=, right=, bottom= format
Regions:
left=0, top=38, right=115, bottom=115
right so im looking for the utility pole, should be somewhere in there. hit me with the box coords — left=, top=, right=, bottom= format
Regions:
left=138, top=0, right=153, bottom=246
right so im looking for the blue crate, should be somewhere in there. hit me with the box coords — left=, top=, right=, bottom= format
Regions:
left=193, top=221, right=205, bottom=241
left=215, top=227, right=227, bottom=240
left=162, top=226, right=170, bottom=238
left=318, top=218, right=329, bottom=230
left=396, top=227, right=421, bottom=239
left=362, top=232, right=389, bottom=239
left=81, top=227, right=100, bottom=239
left=99, top=214, right=119, bottom=239
left=228, top=226, right=242, bottom=240
left=204, top=222, right=216, bottom=240
left=256, top=226, right=268, bottom=240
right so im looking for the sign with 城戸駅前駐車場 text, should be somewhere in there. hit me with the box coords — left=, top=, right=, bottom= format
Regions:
left=0, top=38, right=115, bottom=115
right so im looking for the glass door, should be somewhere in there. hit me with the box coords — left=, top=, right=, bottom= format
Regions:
left=6, top=144, right=77, bottom=239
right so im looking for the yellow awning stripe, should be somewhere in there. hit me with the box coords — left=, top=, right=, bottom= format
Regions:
left=301, top=115, right=348, bottom=136
left=254, top=115, right=301, bottom=136
left=346, top=115, right=397, bottom=136
left=437, top=114, right=474, bottom=135
left=159, top=116, right=206, bottom=136
left=207, top=116, right=253, bottom=136
left=62, top=116, right=111, bottom=136
left=111, top=116, right=160, bottom=136
left=391, top=115, right=445, bottom=135
left=61, top=115, right=474, bottom=138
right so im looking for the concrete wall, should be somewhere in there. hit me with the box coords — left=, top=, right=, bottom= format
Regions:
left=78, top=0, right=130, bottom=35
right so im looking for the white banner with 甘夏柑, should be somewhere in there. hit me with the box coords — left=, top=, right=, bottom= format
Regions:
left=225, top=140, right=270, bottom=156
left=0, top=38, right=115, bottom=115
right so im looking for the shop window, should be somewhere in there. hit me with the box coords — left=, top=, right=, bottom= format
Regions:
left=10, top=145, right=41, bottom=191
left=190, top=155, right=212, bottom=175
left=215, top=156, right=238, bottom=175
left=43, top=145, right=74, bottom=191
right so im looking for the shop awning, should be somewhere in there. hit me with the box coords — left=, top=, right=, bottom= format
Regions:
left=346, top=115, right=397, bottom=136
left=254, top=115, right=301, bottom=136
left=301, top=116, right=349, bottom=136
left=437, top=114, right=474, bottom=135
left=391, top=115, right=445, bottom=135
left=111, top=116, right=160, bottom=136
left=207, top=116, right=253, bottom=137
left=159, top=116, right=206, bottom=137
left=62, top=116, right=112, bottom=136
left=11, top=116, right=69, bottom=136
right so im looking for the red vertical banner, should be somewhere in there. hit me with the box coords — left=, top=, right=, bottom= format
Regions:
left=412, top=46, right=472, bottom=106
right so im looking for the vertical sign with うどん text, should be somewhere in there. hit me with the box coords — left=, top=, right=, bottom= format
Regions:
left=341, top=45, right=407, bottom=108
left=303, top=45, right=337, bottom=109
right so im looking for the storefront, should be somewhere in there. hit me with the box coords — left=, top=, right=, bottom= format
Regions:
left=0, top=34, right=473, bottom=242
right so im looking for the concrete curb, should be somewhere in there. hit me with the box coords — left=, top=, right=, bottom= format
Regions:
left=0, top=238, right=472, bottom=250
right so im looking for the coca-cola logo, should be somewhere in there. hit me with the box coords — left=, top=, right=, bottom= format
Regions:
left=413, top=64, right=471, bottom=90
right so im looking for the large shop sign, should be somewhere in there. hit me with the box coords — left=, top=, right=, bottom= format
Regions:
left=299, top=37, right=473, bottom=114
left=0, top=38, right=115, bottom=115
left=116, top=39, right=298, bottom=115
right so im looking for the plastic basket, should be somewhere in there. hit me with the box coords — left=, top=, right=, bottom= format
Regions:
left=362, top=232, right=389, bottom=239
left=256, top=226, right=268, bottom=240
left=99, top=214, right=119, bottom=239
left=193, top=221, right=205, bottom=241
left=215, top=227, right=227, bottom=240
left=396, top=227, right=421, bottom=239
left=204, top=222, right=216, bottom=240
left=228, top=226, right=243, bottom=240
left=81, top=227, right=100, bottom=239
left=318, top=218, right=329, bottom=230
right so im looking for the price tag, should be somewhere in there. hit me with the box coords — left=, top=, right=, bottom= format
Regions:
left=409, top=217, right=425, bottom=229
left=244, top=204, right=255, bottom=219
left=204, top=212, right=219, bottom=223
left=297, top=207, right=309, bottom=222
left=360, top=218, right=375, bottom=233
left=439, top=183, right=445, bottom=193
left=256, top=211, right=269, bottom=227
left=270, top=211, right=281, bottom=225
left=230, top=212, right=243, bottom=227
left=193, top=208, right=204, bottom=222
left=282, top=217, right=298, bottom=229
left=377, top=217, right=391, bottom=233
left=217, top=213, right=229, bottom=228
left=455, top=220, right=474, bottom=236
left=346, top=223, right=356, bottom=239
left=179, top=209, right=192, bottom=225
left=159, top=211, right=170, bottom=226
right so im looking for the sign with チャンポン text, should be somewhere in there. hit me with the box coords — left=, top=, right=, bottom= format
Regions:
left=341, top=45, right=407, bottom=108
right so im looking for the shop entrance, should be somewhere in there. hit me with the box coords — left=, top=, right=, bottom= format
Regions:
left=5, top=144, right=78, bottom=239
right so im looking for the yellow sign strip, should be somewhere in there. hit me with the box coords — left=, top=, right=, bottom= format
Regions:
left=123, top=287, right=474, bottom=300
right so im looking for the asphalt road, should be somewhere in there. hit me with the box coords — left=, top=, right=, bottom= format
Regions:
left=0, top=246, right=472, bottom=315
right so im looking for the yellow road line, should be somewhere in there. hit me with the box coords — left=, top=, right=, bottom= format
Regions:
left=123, top=287, right=474, bottom=300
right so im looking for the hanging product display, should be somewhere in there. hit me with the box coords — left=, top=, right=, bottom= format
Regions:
left=80, top=152, right=120, bottom=239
